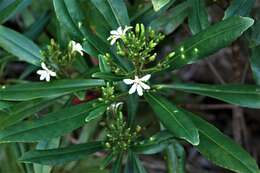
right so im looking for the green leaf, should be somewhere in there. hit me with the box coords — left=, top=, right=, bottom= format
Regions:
left=52, top=0, right=82, bottom=39
left=98, top=55, right=111, bottom=73
left=188, top=0, right=209, bottom=34
left=224, top=0, right=256, bottom=19
left=0, top=79, right=105, bottom=101
left=0, top=100, right=103, bottom=143
left=150, top=1, right=189, bottom=35
left=164, top=16, right=254, bottom=70
left=0, top=25, right=42, bottom=66
left=85, top=105, right=107, bottom=122
left=0, top=101, right=13, bottom=110
left=89, top=0, right=130, bottom=28
left=151, top=0, right=171, bottom=12
left=166, top=142, right=185, bottom=173
left=53, top=0, right=108, bottom=57
left=0, top=99, right=57, bottom=129
left=250, top=46, right=260, bottom=85
left=124, top=151, right=147, bottom=173
left=111, top=153, right=123, bottom=173
left=127, top=94, right=139, bottom=127
left=20, top=141, right=103, bottom=165
left=92, top=72, right=125, bottom=81
left=144, top=93, right=199, bottom=145
left=33, top=138, right=60, bottom=173
left=186, top=111, right=259, bottom=173
left=0, top=0, right=21, bottom=24
left=158, top=83, right=260, bottom=109
left=24, top=12, right=51, bottom=40
left=132, top=131, right=173, bottom=154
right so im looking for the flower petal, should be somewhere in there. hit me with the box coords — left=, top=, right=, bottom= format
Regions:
left=41, top=62, right=48, bottom=71
left=140, top=82, right=150, bottom=90
left=140, top=74, right=151, bottom=82
left=110, top=30, right=118, bottom=35
left=45, top=74, right=50, bottom=82
left=48, top=70, right=56, bottom=77
left=123, top=79, right=134, bottom=85
left=110, top=38, right=117, bottom=45
left=136, top=84, right=143, bottom=96
left=37, top=70, right=45, bottom=75
left=129, top=83, right=137, bottom=94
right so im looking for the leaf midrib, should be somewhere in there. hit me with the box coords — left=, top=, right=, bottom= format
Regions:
left=107, top=0, right=123, bottom=26
left=169, top=19, right=248, bottom=65
left=163, top=84, right=260, bottom=95
left=0, top=104, right=96, bottom=141
left=0, top=28, right=41, bottom=63
left=23, top=144, right=101, bottom=161
left=148, top=94, right=196, bottom=143
left=2, top=81, right=104, bottom=92
left=199, top=128, right=255, bottom=173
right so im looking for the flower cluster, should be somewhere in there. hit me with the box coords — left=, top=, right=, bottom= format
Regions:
left=104, top=103, right=141, bottom=154
left=103, top=24, right=165, bottom=96
left=37, top=39, right=84, bottom=81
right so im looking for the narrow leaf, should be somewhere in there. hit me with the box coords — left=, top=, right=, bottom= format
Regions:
left=0, top=99, right=57, bottom=129
left=0, top=79, right=105, bottom=101
left=164, top=16, right=254, bottom=70
left=0, top=25, right=42, bottom=66
left=150, top=2, right=189, bottom=35
left=158, top=83, right=260, bottom=109
left=132, top=131, right=173, bottom=154
left=89, top=0, right=130, bottom=28
left=224, top=0, right=256, bottom=19
left=0, top=100, right=103, bottom=143
left=0, top=0, right=21, bottom=24
left=144, top=93, right=199, bottom=145
left=151, top=0, right=170, bottom=12
left=188, top=0, right=209, bottom=34
left=186, top=111, right=259, bottom=173
left=20, top=141, right=103, bottom=165
left=33, top=138, right=60, bottom=173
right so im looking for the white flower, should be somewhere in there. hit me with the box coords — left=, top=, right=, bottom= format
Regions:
left=123, top=74, right=151, bottom=96
left=71, top=40, right=84, bottom=56
left=107, top=26, right=133, bottom=45
left=36, top=62, right=56, bottom=82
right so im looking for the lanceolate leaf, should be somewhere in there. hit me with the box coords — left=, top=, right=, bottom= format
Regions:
left=89, top=0, right=130, bottom=28
left=150, top=2, right=189, bottom=35
left=125, top=152, right=147, bottom=173
left=164, top=16, right=254, bottom=70
left=92, top=72, right=125, bottom=81
left=0, top=100, right=104, bottom=143
left=188, top=0, right=209, bottom=34
left=166, top=142, right=185, bottom=173
left=53, top=0, right=109, bottom=57
left=157, top=83, right=260, bottom=109
left=151, top=0, right=171, bottom=12
left=0, top=25, right=42, bottom=66
left=144, top=93, right=199, bottom=145
left=224, top=0, right=256, bottom=19
left=0, top=99, right=57, bottom=129
left=0, top=79, right=105, bottom=101
left=132, top=131, right=174, bottom=155
left=186, top=111, right=259, bottom=173
left=33, top=138, right=60, bottom=173
left=250, top=46, right=260, bottom=85
left=20, top=141, right=103, bottom=165
left=0, top=0, right=21, bottom=24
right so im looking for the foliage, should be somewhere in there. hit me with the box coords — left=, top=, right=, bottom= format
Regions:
left=0, top=0, right=259, bottom=173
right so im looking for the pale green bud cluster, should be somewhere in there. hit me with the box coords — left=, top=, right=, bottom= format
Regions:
left=116, top=24, right=164, bottom=69
left=41, top=39, right=78, bottom=76
left=98, top=83, right=116, bottom=103
left=104, top=108, right=141, bottom=154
